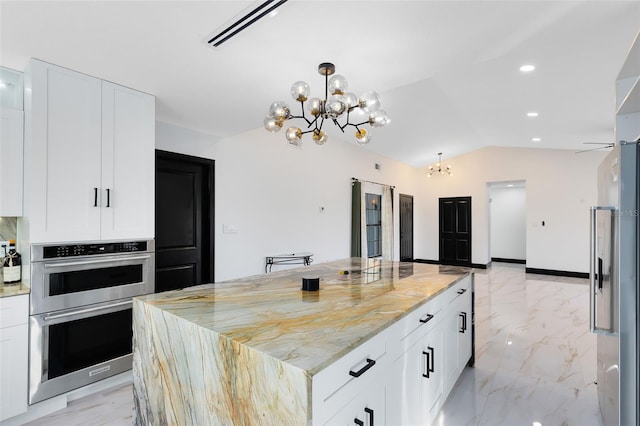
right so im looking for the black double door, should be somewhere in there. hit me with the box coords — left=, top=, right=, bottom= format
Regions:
left=439, top=197, right=472, bottom=266
left=155, top=150, right=214, bottom=292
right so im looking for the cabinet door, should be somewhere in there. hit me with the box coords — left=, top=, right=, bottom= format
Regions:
left=101, top=82, right=155, bottom=240
left=0, top=107, right=24, bottom=216
left=423, top=323, right=445, bottom=422
left=457, top=290, right=472, bottom=370
left=443, top=302, right=460, bottom=395
left=28, top=59, right=102, bottom=242
left=323, top=384, right=385, bottom=426
left=0, top=322, right=28, bottom=420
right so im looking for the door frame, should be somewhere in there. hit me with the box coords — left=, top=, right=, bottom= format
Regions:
left=155, top=149, right=215, bottom=283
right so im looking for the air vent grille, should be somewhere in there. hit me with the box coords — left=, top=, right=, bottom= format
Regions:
left=207, top=0, right=288, bottom=48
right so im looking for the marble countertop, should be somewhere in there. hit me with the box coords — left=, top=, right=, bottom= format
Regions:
left=0, top=282, right=30, bottom=298
left=136, top=258, right=470, bottom=375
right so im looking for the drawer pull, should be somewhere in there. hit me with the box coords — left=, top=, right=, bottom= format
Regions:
left=354, top=418, right=364, bottom=426
left=419, top=313, right=434, bottom=324
left=349, top=358, right=376, bottom=378
left=365, top=407, right=374, bottom=426
left=457, top=288, right=467, bottom=295
left=93, top=187, right=98, bottom=207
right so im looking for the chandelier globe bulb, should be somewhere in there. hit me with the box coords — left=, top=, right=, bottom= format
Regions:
left=290, top=81, right=310, bottom=102
left=269, top=101, right=290, bottom=120
left=359, top=91, right=382, bottom=114
left=264, top=115, right=282, bottom=133
left=328, top=74, right=348, bottom=95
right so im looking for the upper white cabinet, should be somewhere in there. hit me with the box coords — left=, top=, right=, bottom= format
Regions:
left=0, top=107, right=24, bottom=216
left=24, top=59, right=154, bottom=243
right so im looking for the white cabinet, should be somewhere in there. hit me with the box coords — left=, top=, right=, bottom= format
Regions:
left=0, top=107, right=24, bottom=216
left=24, top=59, right=154, bottom=243
left=313, top=327, right=389, bottom=426
left=443, top=277, right=473, bottom=397
left=0, top=294, right=29, bottom=421
left=311, top=274, right=473, bottom=426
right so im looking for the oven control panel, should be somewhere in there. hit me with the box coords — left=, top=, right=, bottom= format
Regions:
left=42, top=241, right=148, bottom=258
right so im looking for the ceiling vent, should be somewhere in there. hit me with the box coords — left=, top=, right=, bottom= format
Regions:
left=207, top=0, right=288, bottom=48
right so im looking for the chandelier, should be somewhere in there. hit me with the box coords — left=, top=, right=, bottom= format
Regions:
left=427, top=152, right=452, bottom=177
left=263, top=62, right=389, bottom=146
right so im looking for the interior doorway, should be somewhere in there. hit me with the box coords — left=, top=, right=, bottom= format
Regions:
left=399, top=194, right=414, bottom=261
left=488, top=181, right=526, bottom=263
left=155, top=150, right=214, bottom=292
left=439, top=196, right=472, bottom=266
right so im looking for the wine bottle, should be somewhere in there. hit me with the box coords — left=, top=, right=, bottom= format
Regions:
left=3, top=239, right=21, bottom=284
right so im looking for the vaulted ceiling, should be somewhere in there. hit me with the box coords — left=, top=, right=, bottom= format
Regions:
left=1, top=1, right=638, bottom=167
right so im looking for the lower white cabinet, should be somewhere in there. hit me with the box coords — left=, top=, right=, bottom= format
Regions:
left=314, top=274, right=473, bottom=425
left=387, top=274, right=473, bottom=426
left=0, top=294, right=29, bottom=421
left=443, top=278, right=473, bottom=397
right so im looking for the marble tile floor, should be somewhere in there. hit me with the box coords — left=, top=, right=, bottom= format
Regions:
left=24, top=263, right=603, bottom=426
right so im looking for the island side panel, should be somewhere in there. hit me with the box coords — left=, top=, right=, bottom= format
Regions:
left=132, top=299, right=311, bottom=425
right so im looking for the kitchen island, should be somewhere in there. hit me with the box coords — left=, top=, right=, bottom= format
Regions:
left=132, top=258, right=473, bottom=425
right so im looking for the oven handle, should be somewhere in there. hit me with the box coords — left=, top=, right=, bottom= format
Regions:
left=43, top=255, right=151, bottom=268
left=43, top=300, right=132, bottom=322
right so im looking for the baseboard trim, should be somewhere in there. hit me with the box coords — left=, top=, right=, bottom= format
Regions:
left=525, top=267, right=589, bottom=279
left=491, top=257, right=526, bottom=264
left=413, top=259, right=489, bottom=269
left=413, top=259, right=439, bottom=265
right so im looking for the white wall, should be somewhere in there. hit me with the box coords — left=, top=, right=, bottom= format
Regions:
left=489, top=184, right=526, bottom=260
left=157, top=123, right=605, bottom=278
left=415, top=146, right=606, bottom=273
left=156, top=121, right=424, bottom=281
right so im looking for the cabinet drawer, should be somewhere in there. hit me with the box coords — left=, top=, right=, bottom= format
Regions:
left=313, top=330, right=388, bottom=421
left=0, top=294, right=28, bottom=328
left=389, top=297, right=443, bottom=360
left=444, top=276, right=471, bottom=306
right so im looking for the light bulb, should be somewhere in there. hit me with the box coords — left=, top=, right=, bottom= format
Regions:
left=327, top=95, right=347, bottom=117
left=269, top=101, right=290, bottom=120
left=313, top=130, right=327, bottom=145
left=343, top=92, right=358, bottom=109
left=359, top=91, right=382, bottom=113
left=328, top=74, right=348, bottom=95
left=264, top=115, right=282, bottom=133
left=306, top=97, right=321, bottom=116
left=369, top=110, right=389, bottom=127
left=355, top=129, right=371, bottom=144
left=290, top=81, right=310, bottom=102
left=285, top=127, right=302, bottom=144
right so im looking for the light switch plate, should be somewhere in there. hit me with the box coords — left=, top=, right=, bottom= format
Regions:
left=223, top=224, right=238, bottom=234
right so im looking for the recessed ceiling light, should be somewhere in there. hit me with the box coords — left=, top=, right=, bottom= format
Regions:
left=269, top=9, right=279, bottom=17
left=520, top=64, right=536, bottom=72
left=527, top=112, right=539, bottom=117
left=0, top=81, right=6, bottom=88
left=532, top=137, right=541, bottom=142
left=507, top=184, right=514, bottom=187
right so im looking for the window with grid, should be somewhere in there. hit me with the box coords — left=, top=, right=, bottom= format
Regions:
left=365, top=193, right=382, bottom=257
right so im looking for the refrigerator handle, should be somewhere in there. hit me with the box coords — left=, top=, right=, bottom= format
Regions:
left=589, top=206, right=616, bottom=335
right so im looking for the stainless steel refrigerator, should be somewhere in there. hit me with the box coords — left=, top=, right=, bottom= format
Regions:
left=590, top=141, right=639, bottom=426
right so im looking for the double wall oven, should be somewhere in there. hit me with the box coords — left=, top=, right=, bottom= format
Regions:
left=29, top=240, right=154, bottom=404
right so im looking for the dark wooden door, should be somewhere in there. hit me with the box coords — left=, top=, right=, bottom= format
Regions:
left=399, top=194, right=414, bottom=261
left=439, top=197, right=471, bottom=266
left=155, top=150, right=214, bottom=292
